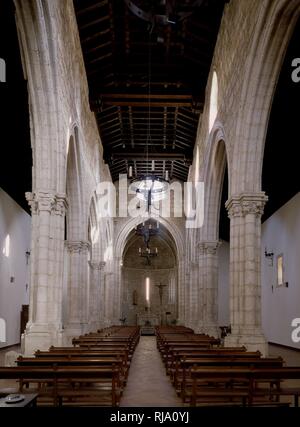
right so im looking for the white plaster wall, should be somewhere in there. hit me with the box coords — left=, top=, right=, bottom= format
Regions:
left=218, top=240, right=230, bottom=326
left=0, top=188, right=30, bottom=348
left=261, top=192, right=300, bottom=349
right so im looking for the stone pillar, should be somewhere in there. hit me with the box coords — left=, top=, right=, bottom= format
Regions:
left=98, top=261, right=106, bottom=326
left=103, top=267, right=120, bottom=326
left=177, top=258, right=186, bottom=325
left=196, top=241, right=220, bottom=338
left=23, top=191, right=67, bottom=355
left=224, top=192, right=268, bottom=355
left=187, top=262, right=200, bottom=330
left=113, top=257, right=122, bottom=323
left=63, top=240, right=90, bottom=342
left=88, top=261, right=102, bottom=331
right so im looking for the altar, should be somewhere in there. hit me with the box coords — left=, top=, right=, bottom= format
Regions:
left=137, top=313, right=159, bottom=335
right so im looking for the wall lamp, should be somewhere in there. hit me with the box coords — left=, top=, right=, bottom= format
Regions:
left=25, top=251, right=31, bottom=265
left=264, top=248, right=274, bottom=266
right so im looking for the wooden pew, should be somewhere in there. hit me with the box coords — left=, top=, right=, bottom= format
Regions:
left=36, top=349, right=131, bottom=364
left=164, top=347, right=254, bottom=372
left=174, top=356, right=283, bottom=394
left=0, top=366, right=121, bottom=407
left=184, top=366, right=300, bottom=407
left=166, top=351, right=262, bottom=381
left=17, top=355, right=129, bottom=382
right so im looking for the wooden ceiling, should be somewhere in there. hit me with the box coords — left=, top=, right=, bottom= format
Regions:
left=73, top=0, right=227, bottom=182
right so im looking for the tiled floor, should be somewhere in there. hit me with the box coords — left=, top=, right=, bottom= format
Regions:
left=120, top=336, right=182, bottom=407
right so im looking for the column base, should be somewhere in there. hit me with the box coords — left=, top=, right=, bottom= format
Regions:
left=62, top=323, right=90, bottom=345
left=195, top=324, right=220, bottom=339
left=176, top=318, right=186, bottom=327
left=102, top=318, right=121, bottom=327
left=224, top=331, right=268, bottom=356
left=23, top=323, right=64, bottom=356
left=88, top=321, right=102, bottom=333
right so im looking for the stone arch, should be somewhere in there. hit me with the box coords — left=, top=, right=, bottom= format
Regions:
left=14, top=0, right=63, bottom=191
left=66, top=127, right=84, bottom=241
left=201, top=123, right=229, bottom=242
left=114, top=216, right=185, bottom=323
left=232, top=0, right=300, bottom=194
left=88, top=193, right=101, bottom=260
left=115, top=217, right=184, bottom=261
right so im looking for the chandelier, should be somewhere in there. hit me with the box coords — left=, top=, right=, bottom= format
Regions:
left=136, top=221, right=159, bottom=264
left=128, top=26, right=169, bottom=209
left=130, top=174, right=169, bottom=207
left=139, top=246, right=158, bottom=265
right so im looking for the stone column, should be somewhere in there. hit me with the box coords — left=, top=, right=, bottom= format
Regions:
left=196, top=241, right=220, bottom=338
left=224, top=192, right=268, bottom=355
left=112, top=257, right=122, bottom=323
left=23, top=191, right=67, bottom=355
left=188, top=261, right=200, bottom=330
left=98, top=261, right=106, bottom=326
left=88, top=261, right=102, bottom=331
left=103, top=271, right=114, bottom=326
left=177, top=258, right=186, bottom=325
left=64, top=240, right=90, bottom=342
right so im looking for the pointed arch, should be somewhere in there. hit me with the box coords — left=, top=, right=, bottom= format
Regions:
left=201, top=123, right=229, bottom=242
left=232, top=0, right=300, bottom=194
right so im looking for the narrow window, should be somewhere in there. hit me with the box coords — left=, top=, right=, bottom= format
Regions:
left=277, top=254, right=284, bottom=286
left=145, top=277, right=150, bottom=303
left=2, top=235, right=10, bottom=257
left=0, top=58, right=6, bottom=83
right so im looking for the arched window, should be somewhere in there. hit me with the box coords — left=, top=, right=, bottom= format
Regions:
left=209, top=71, right=218, bottom=132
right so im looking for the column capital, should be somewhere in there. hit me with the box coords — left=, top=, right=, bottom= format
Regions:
left=89, top=261, right=106, bottom=270
left=26, top=191, right=68, bottom=215
left=226, top=192, right=268, bottom=219
left=54, top=194, right=68, bottom=216
left=197, top=240, right=220, bottom=255
left=65, top=240, right=90, bottom=253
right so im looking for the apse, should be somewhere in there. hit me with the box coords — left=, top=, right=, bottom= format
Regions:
left=121, top=220, right=178, bottom=327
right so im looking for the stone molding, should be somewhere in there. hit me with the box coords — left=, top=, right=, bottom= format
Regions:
left=65, top=240, right=90, bottom=253
left=225, top=192, right=268, bottom=219
left=26, top=191, right=68, bottom=216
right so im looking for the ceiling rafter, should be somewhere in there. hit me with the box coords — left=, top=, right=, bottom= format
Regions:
left=74, top=0, right=226, bottom=182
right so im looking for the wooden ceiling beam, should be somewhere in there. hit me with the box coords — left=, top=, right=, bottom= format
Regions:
left=79, top=15, right=110, bottom=31
left=100, top=93, right=193, bottom=100
left=76, top=0, right=108, bottom=17
left=109, top=152, right=192, bottom=163
left=99, top=100, right=193, bottom=107
left=81, top=28, right=111, bottom=45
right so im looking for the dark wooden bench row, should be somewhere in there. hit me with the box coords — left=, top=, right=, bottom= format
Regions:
left=0, top=366, right=121, bottom=406
left=186, top=367, right=300, bottom=407
left=172, top=356, right=284, bottom=392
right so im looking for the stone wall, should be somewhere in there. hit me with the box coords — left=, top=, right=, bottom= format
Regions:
left=14, top=0, right=113, bottom=353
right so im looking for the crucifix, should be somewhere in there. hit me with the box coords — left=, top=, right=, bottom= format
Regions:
left=155, top=282, right=167, bottom=325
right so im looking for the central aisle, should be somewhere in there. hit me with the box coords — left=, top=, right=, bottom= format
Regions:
left=120, top=336, right=182, bottom=407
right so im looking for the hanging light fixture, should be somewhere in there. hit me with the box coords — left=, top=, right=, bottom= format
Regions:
left=129, top=26, right=169, bottom=209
